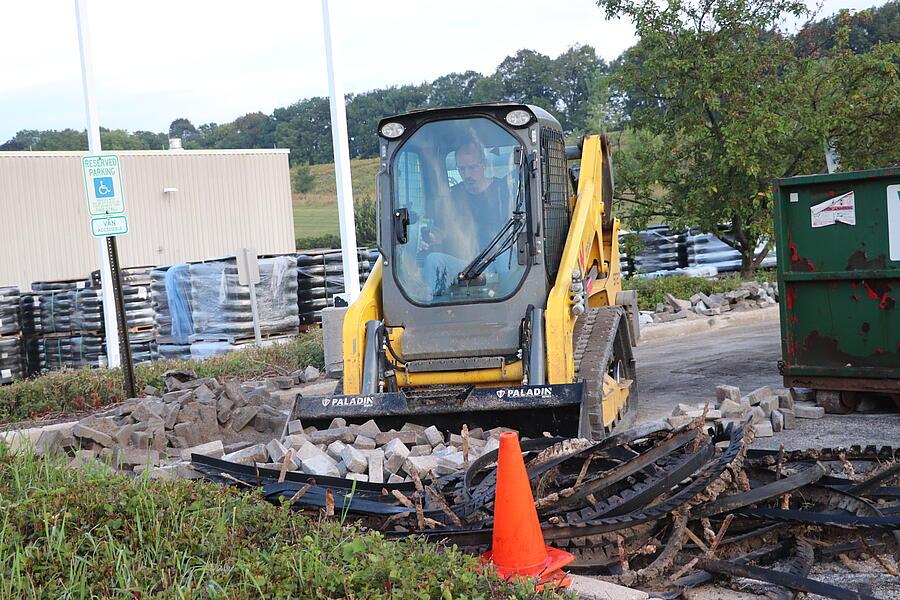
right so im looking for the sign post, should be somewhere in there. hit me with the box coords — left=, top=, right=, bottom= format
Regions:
left=75, top=0, right=135, bottom=399
left=237, top=248, right=262, bottom=345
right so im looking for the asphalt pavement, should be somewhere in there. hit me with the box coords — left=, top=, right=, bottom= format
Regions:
left=633, top=316, right=900, bottom=450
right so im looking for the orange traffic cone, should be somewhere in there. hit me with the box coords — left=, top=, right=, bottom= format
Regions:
left=480, top=431, right=574, bottom=589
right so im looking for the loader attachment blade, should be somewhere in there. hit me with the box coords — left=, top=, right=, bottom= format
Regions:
left=290, top=383, right=585, bottom=438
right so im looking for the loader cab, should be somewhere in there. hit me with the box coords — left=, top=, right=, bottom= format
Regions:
left=376, top=104, right=571, bottom=365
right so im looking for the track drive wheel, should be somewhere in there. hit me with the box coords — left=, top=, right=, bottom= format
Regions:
left=573, top=306, right=638, bottom=440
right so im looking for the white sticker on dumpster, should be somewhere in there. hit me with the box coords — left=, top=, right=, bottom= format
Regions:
left=810, top=191, right=856, bottom=228
left=888, top=184, right=900, bottom=261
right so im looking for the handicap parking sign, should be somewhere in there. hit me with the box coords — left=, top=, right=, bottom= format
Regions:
left=94, top=176, right=114, bottom=198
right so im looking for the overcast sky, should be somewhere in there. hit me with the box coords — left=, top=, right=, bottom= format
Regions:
left=0, top=0, right=887, bottom=141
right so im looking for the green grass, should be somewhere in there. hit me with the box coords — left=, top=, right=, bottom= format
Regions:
left=623, top=270, right=777, bottom=311
left=0, top=447, right=561, bottom=599
left=0, top=330, right=324, bottom=425
left=292, top=158, right=381, bottom=246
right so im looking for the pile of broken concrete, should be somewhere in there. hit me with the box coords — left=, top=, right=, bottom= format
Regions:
left=642, top=280, right=778, bottom=325
left=30, top=367, right=511, bottom=484
left=667, top=384, right=824, bottom=438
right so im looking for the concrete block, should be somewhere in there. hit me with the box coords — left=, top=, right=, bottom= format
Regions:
left=301, top=453, right=340, bottom=477
left=340, top=445, right=368, bottom=474
left=326, top=440, right=347, bottom=461
left=388, top=473, right=404, bottom=484
left=367, top=449, right=384, bottom=484
left=266, top=439, right=289, bottom=463
left=781, top=408, right=796, bottom=429
left=131, top=430, right=152, bottom=449
left=329, top=417, right=347, bottom=429
left=252, top=405, right=285, bottom=435
left=754, top=422, right=774, bottom=437
left=72, top=423, right=114, bottom=448
left=309, top=427, right=355, bottom=445
left=354, top=435, right=376, bottom=449
left=230, top=406, right=259, bottom=432
left=287, top=420, right=305, bottom=435
left=357, top=419, right=381, bottom=438
left=666, top=415, right=693, bottom=429
left=719, top=399, right=744, bottom=418
left=375, top=430, right=418, bottom=446
left=283, top=434, right=309, bottom=450
left=34, top=430, right=62, bottom=455
left=715, top=385, right=741, bottom=403
left=173, top=422, right=198, bottom=448
left=436, top=451, right=465, bottom=472
left=303, top=365, right=321, bottom=382
left=749, top=406, right=767, bottom=424
left=222, top=443, right=268, bottom=465
left=400, top=422, right=426, bottom=433
left=114, top=448, right=160, bottom=468
left=404, top=455, right=438, bottom=477
left=796, top=405, right=825, bottom=419
left=746, top=386, right=774, bottom=406
left=384, top=452, right=405, bottom=475
left=777, top=392, right=794, bottom=411
left=771, top=410, right=784, bottom=433
left=568, top=574, right=649, bottom=600
left=409, top=444, right=432, bottom=457
left=423, top=425, right=444, bottom=447
left=346, top=472, right=368, bottom=482
left=759, top=397, right=778, bottom=417
left=180, top=440, right=225, bottom=461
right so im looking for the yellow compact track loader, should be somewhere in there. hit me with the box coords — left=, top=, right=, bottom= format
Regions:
left=295, top=103, right=638, bottom=440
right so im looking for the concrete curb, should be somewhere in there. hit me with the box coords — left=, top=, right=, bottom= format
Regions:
left=639, top=305, right=780, bottom=344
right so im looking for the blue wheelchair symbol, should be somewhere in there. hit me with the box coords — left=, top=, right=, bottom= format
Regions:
left=94, top=177, right=114, bottom=198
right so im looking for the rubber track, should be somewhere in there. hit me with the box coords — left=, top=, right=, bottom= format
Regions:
left=573, top=306, right=626, bottom=439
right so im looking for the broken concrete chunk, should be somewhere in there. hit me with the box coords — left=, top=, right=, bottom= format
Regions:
left=666, top=415, right=693, bottom=429
left=423, top=425, right=444, bottom=447
left=567, top=574, right=649, bottom=600
left=357, top=419, right=381, bottom=438
left=759, top=397, right=778, bottom=417
left=346, top=472, right=368, bottom=482
left=367, top=449, right=385, bottom=484
left=266, top=439, right=289, bottom=463
left=749, top=406, right=767, bottom=424
left=114, top=448, right=160, bottom=468
left=326, top=440, right=347, bottom=461
left=409, top=444, right=432, bottom=457
left=719, top=399, right=744, bottom=418
left=354, top=435, right=376, bottom=449
left=754, top=422, right=774, bottom=437
left=301, top=453, right=340, bottom=477
left=303, top=365, right=321, bottom=382
left=375, top=430, right=418, bottom=446
left=180, top=440, right=225, bottom=461
left=403, top=455, right=438, bottom=477
left=771, top=409, right=784, bottom=433
left=746, top=386, right=774, bottom=406
left=309, top=427, right=355, bottom=445
left=388, top=472, right=404, bottom=484
left=715, top=385, right=741, bottom=404
left=34, top=430, right=62, bottom=455
left=287, top=420, right=305, bottom=435
left=222, top=443, right=268, bottom=465
left=252, top=405, right=286, bottom=435
left=796, top=405, right=825, bottom=419
left=382, top=438, right=410, bottom=460
left=400, top=422, right=427, bottom=434
left=329, top=417, right=347, bottom=430
left=781, top=408, right=797, bottom=429
left=72, top=423, right=115, bottom=448
left=194, top=384, right=215, bottom=405
left=340, top=445, right=368, bottom=474
left=777, top=392, right=794, bottom=411
left=231, top=406, right=260, bottom=432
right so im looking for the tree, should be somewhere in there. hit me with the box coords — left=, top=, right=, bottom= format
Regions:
left=494, top=49, right=560, bottom=114
left=596, top=0, right=900, bottom=278
left=168, top=118, right=198, bottom=141
left=553, top=45, right=606, bottom=133
left=428, top=71, right=486, bottom=107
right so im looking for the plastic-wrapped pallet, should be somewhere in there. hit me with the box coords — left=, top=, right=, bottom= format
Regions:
left=19, top=293, right=41, bottom=377
left=297, top=249, right=375, bottom=324
left=189, top=255, right=299, bottom=340
left=69, top=335, right=108, bottom=369
left=158, top=344, right=192, bottom=361
left=151, top=264, right=193, bottom=345
left=39, top=335, right=76, bottom=372
left=90, top=265, right=154, bottom=287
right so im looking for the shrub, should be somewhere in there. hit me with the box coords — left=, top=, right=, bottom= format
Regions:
left=0, top=329, right=324, bottom=425
left=0, top=448, right=561, bottom=599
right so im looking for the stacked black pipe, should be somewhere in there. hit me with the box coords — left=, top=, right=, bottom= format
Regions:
left=0, top=287, right=23, bottom=384
left=686, top=228, right=777, bottom=272
left=19, top=293, right=41, bottom=377
left=630, top=226, right=687, bottom=274
left=297, top=249, right=377, bottom=324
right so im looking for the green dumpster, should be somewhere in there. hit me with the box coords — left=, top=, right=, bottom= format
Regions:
left=773, top=167, right=900, bottom=411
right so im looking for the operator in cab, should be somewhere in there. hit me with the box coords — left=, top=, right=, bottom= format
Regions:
left=422, top=140, right=510, bottom=300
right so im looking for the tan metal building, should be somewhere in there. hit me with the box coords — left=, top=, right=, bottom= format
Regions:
left=0, top=149, right=295, bottom=290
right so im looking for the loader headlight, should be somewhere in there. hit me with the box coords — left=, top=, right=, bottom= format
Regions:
left=505, top=109, right=532, bottom=127
left=380, top=122, right=405, bottom=139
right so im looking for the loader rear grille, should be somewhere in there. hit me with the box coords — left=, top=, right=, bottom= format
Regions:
left=541, top=127, right=570, bottom=283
